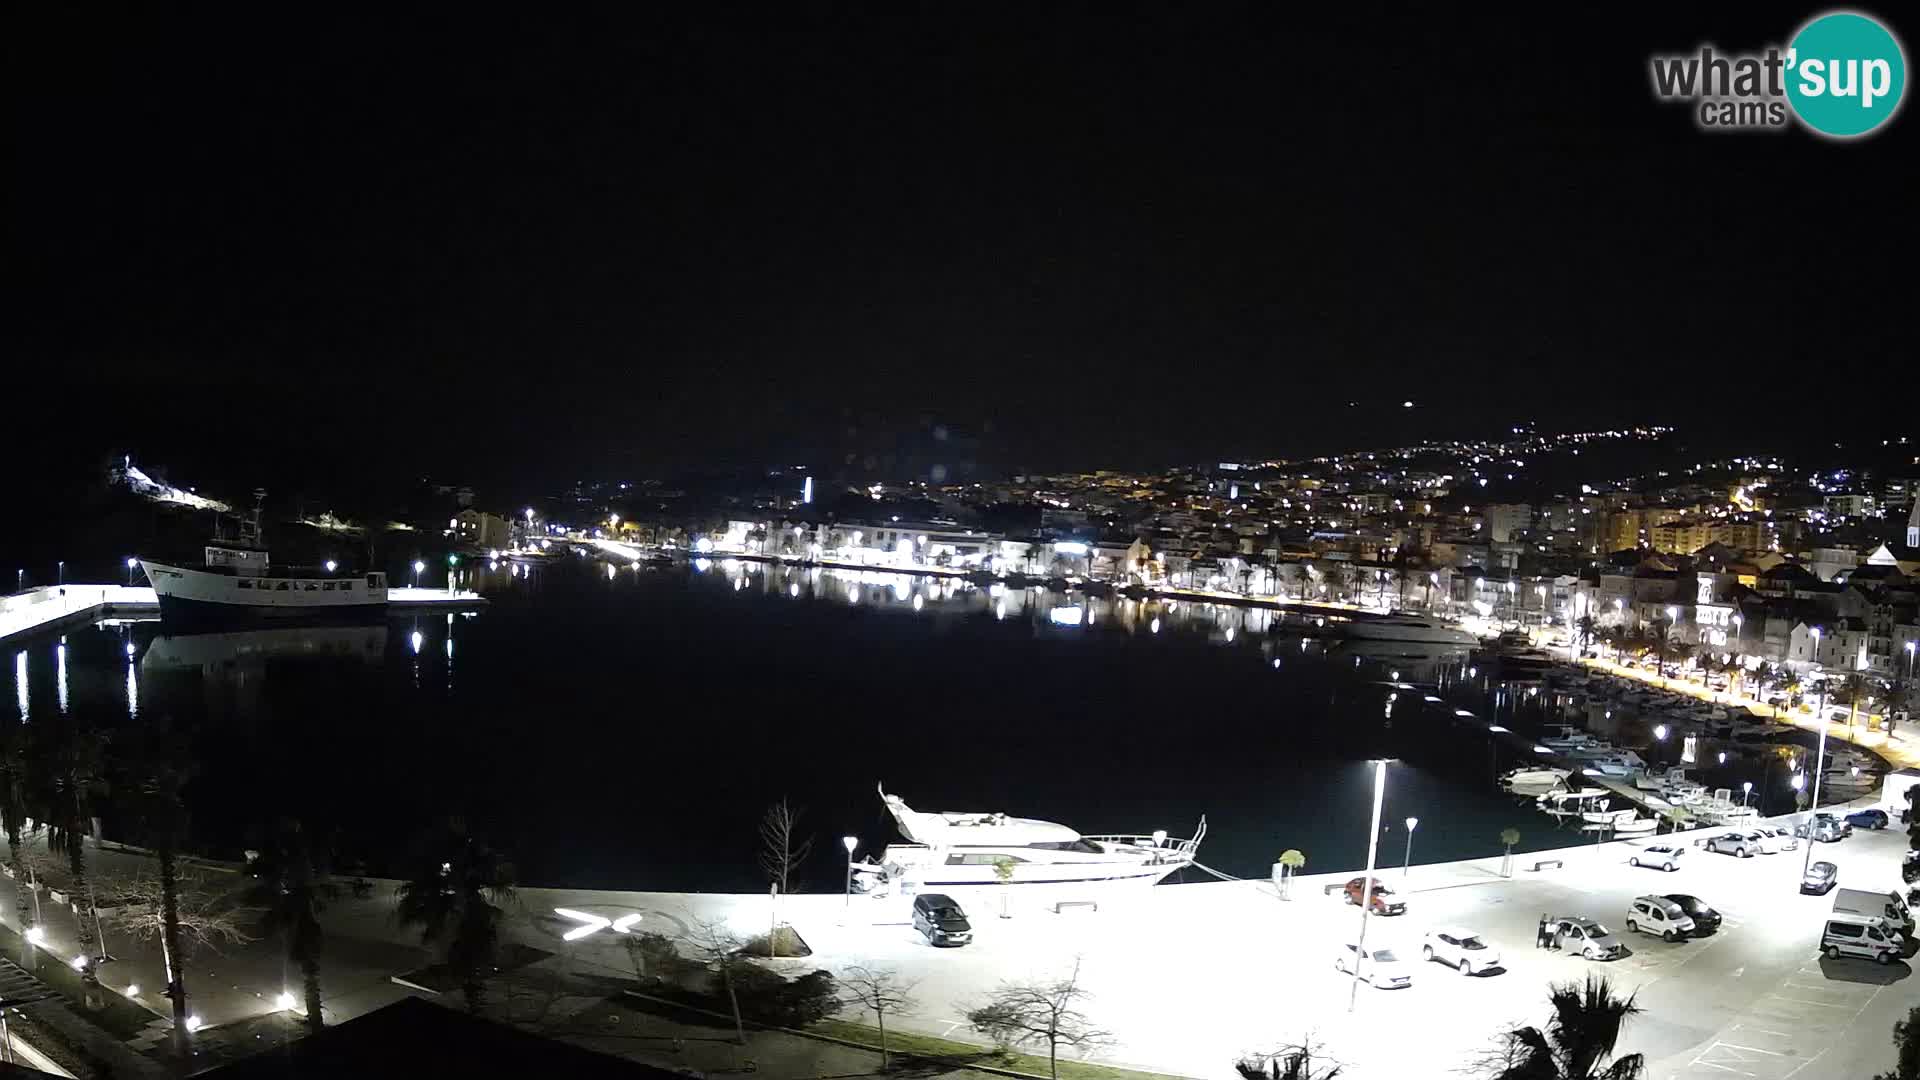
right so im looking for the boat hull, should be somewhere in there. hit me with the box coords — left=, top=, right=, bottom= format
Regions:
left=141, top=559, right=388, bottom=628
left=1338, top=619, right=1477, bottom=647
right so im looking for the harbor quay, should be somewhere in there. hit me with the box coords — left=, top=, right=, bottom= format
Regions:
left=5, top=793, right=1910, bottom=1079
left=0, top=584, right=487, bottom=645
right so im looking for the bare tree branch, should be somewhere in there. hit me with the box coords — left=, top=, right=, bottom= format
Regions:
left=95, top=868, right=260, bottom=955
left=841, top=964, right=919, bottom=1068
left=967, top=958, right=1110, bottom=1080
left=758, top=798, right=815, bottom=895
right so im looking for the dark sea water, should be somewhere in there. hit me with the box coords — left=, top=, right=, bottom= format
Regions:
left=12, top=556, right=1703, bottom=892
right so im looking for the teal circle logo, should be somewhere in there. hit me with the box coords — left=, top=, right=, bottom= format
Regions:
left=1786, top=11, right=1907, bottom=137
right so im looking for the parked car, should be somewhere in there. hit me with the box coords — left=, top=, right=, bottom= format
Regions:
left=1822, top=917, right=1900, bottom=964
left=1422, top=928, right=1501, bottom=975
left=1625, top=895, right=1696, bottom=942
left=1629, top=844, right=1687, bottom=871
left=1845, top=809, right=1890, bottom=830
left=1760, top=826, right=1799, bottom=852
left=1801, top=861, right=1839, bottom=895
left=1663, top=894, right=1722, bottom=934
left=1703, top=831, right=1760, bottom=858
left=911, top=893, right=973, bottom=947
left=1335, top=943, right=1413, bottom=988
left=1551, top=917, right=1624, bottom=960
left=1795, top=816, right=1848, bottom=843
left=1343, top=877, right=1407, bottom=915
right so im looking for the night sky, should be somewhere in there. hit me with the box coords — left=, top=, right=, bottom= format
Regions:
left=10, top=5, right=1914, bottom=490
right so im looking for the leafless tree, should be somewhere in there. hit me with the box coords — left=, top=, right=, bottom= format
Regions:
left=759, top=798, right=814, bottom=897
left=759, top=798, right=814, bottom=956
left=967, top=959, right=1111, bottom=1080
left=96, top=869, right=260, bottom=955
left=840, top=964, right=919, bottom=1069
left=95, top=868, right=259, bottom=1032
left=684, top=917, right=749, bottom=1046
left=1234, top=1037, right=1344, bottom=1080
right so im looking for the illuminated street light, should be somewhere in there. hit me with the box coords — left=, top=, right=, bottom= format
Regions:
left=324, top=560, right=337, bottom=573
left=1401, top=817, right=1419, bottom=880
left=1348, top=758, right=1393, bottom=1014
left=125, top=556, right=139, bottom=587
left=1653, top=724, right=1668, bottom=741
left=1741, top=781, right=1752, bottom=807
left=842, top=835, right=859, bottom=910
left=412, top=560, right=426, bottom=589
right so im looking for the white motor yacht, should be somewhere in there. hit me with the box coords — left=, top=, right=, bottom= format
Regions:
left=1500, top=765, right=1573, bottom=793
left=1334, top=614, right=1477, bottom=648
left=1538, top=789, right=1614, bottom=818
left=854, top=785, right=1205, bottom=894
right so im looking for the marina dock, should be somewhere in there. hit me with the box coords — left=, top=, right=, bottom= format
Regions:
left=0, top=583, right=485, bottom=644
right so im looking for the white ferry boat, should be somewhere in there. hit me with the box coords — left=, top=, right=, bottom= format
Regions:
left=853, top=784, right=1204, bottom=894
left=139, top=494, right=388, bottom=626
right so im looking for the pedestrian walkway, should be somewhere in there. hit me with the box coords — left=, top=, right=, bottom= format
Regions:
left=1580, top=655, right=1920, bottom=772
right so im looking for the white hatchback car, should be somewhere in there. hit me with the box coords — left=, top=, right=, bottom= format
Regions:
left=1740, top=828, right=1786, bottom=854
left=1422, top=928, right=1502, bottom=975
left=1625, top=895, right=1697, bottom=941
left=1629, top=844, right=1687, bottom=872
left=1335, top=943, right=1413, bottom=988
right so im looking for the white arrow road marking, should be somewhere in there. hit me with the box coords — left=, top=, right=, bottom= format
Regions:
left=554, top=907, right=644, bottom=941
left=555, top=908, right=611, bottom=940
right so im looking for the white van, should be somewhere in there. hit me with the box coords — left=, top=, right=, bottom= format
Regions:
left=1822, top=917, right=1901, bottom=964
left=1832, top=888, right=1915, bottom=935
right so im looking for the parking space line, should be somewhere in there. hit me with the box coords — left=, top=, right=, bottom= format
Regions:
left=1761, top=994, right=1855, bottom=1009
left=1730, top=1024, right=1795, bottom=1039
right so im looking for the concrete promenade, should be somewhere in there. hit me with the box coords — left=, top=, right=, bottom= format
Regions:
left=4, top=789, right=1911, bottom=1079
left=0, top=585, right=487, bottom=645
left=1581, top=654, right=1920, bottom=773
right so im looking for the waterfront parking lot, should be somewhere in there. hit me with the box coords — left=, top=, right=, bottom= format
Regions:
left=541, top=809, right=1914, bottom=1079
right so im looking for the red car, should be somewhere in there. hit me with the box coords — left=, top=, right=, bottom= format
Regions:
left=1344, top=877, right=1407, bottom=915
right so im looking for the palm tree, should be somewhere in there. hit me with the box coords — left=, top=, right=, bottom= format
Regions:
left=395, top=819, right=517, bottom=1013
left=1489, top=975, right=1645, bottom=1079
left=1574, top=615, right=1598, bottom=660
left=33, top=718, right=108, bottom=991
left=1321, top=564, right=1351, bottom=604
left=0, top=728, right=34, bottom=963
left=1837, top=673, right=1873, bottom=736
left=111, top=719, right=195, bottom=1048
left=249, top=820, right=339, bottom=1035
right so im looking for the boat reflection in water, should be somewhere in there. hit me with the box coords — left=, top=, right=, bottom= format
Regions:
left=140, top=625, right=390, bottom=676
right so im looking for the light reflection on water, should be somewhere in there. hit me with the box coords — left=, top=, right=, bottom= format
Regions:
left=674, top=555, right=1435, bottom=663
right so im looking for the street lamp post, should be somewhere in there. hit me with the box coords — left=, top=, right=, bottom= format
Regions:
left=125, top=557, right=138, bottom=588
left=841, top=836, right=858, bottom=910
left=1402, top=817, right=1419, bottom=880
left=1741, top=781, right=1752, bottom=808
left=412, top=559, right=426, bottom=591
left=1348, top=759, right=1392, bottom=1013
left=1799, top=683, right=1831, bottom=883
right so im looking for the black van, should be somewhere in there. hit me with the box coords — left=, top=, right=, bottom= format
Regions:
left=912, top=893, right=974, bottom=947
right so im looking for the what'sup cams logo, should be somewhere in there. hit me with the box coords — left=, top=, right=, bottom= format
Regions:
left=1650, top=10, right=1906, bottom=137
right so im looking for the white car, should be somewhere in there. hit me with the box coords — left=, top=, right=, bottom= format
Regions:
left=1740, top=828, right=1786, bottom=854
left=1335, top=943, right=1413, bottom=988
left=1422, top=928, right=1501, bottom=975
left=1629, top=844, right=1687, bottom=872
left=1625, top=895, right=1696, bottom=942
left=1760, top=826, right=1799, bottom=852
